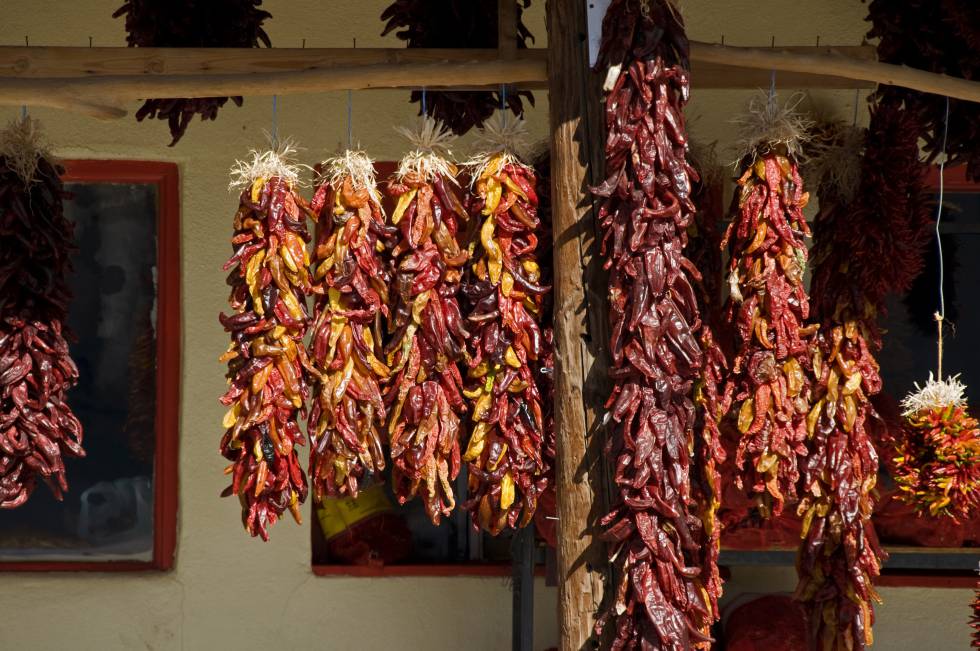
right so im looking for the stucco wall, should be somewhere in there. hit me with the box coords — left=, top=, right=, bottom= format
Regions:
left=0, top=1, right=974, bottom=650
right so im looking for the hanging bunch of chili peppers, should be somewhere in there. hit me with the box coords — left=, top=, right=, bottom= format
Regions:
left=218, top=147, right=311, bottom=540
left=688, top=147, right=728, bottom=618
left=379, top=0, right=535, bottom=135
left=864, top=0, right=980, bottom=180
left=113, top=0, right=272, bottom=145
left=306, top=152, right=393, bottom=502
left=592, top=1, right=718, bottom=646
left=0, top=117, right=85, bottom=508
left=798, top=121, right=886, bottom=651
left=384, top=117, right=470, bottom=525
left=529, top=150, right=557, bottom=547
left=721, top=94, right=815, bottom=518
left=459, top=113, right=550, bottom=534
left=896, top=374, right=980, bottom=522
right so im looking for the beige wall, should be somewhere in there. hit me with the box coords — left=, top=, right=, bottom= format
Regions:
left=0, top=1, right=973, bottom=649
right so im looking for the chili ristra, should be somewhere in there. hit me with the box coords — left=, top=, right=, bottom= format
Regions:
left=798, top=122, right=887, bottom=651
left=0, top=118, right=84, bottom=508
left=592, top=1, right=718, bottom=647
left=385, top=119, right=470, bottom=525
left=722, top=140, right=815, bottom=517
left=307, top=153, right=392, bottom=501
left=113, top=0, right=272, bottom=145
left=895, top=375, right=980, bottom=523
left=218, top=153, right=311, bottom=540
left=460, top=134, right=550, bottom=534
left=380, top=0, right=535, bottom=135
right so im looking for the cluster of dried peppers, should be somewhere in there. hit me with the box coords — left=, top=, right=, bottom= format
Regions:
left=592, top=1, right=718, bottom=646
left=306, top=153, right=392, bottom=501
left=864, top=0, right=980, bottom=180
left=380, top=0, right=535, bottom=135
left=460, top=115, right=550, bottom=534
left=722, top=99, right=815, bottom=517
left=895, top=375, right=980, bottom=522
left=113, top=0, right=272, bottom=145
left=384, top=119, right=471, bottom=524
left=218, top=150, right=311, bottom=540
left=0, top=118, right=84, bottom=508
left=797, top=122, right=885, bottom=651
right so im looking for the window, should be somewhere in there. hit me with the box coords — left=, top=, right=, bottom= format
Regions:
left=0, top=161, right=179, bottom=571
left=719, top=165, right=979, bottom=587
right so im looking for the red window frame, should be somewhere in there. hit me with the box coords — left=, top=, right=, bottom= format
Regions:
left=0, top=160, right=180, bottom=572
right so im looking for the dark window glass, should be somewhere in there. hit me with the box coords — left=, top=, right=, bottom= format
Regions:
left=0, top=182, right=158, bottom=561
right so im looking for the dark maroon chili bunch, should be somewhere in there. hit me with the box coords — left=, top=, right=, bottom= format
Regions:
left=113, top=0, right=272, bottom=145
left=797, top=125, right=887, bottom=650
left=0, top=126, right=85, bottom=508
left=864, top=0, right=980, bottom=180
left=592, top=1, right=718, bottom=647
left=218, top=171, right=312, bottom=541
left=380, top=0, right=535, bottom=135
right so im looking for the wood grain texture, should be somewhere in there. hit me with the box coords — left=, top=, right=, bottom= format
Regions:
left=547, top=1, right=612, bottom=649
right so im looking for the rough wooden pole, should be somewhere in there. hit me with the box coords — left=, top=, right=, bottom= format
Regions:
left=547, top=0, right=611, bottom=649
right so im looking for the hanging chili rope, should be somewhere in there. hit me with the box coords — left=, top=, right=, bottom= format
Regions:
left=721, top=92, right=816, bottom=518
left=218, top=144, right=311, bottom=540
left=592, top=0, right=718, bottom=646
left=459, top=112, right=551, bottom=534
left=0, top=117, right=85, bottom=508
left=113, top=0, right=272, bottom=145
left=384, top=117, right=471, bottom=525
left=379, top=0, right=535, bottom=135
left=798, top=120, right=886, bottom=651
left=306, top=151, right=393, bottom=501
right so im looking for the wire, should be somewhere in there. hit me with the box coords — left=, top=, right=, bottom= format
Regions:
left=936, top=95, right=950, bottom=321
left=347, top=90, right=353, bottom=149
left=501, top=84, right=507, bottom=111
left=852, top=88, right=860, bottom=126
left=422, top=87, right=427, bottom=116
left=934, top=95, right=950, bottom=378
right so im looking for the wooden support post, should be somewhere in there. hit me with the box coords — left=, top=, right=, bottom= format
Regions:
left=498, top=0, right=518, bottom=60
left=547, top=0, right=611, bottom=649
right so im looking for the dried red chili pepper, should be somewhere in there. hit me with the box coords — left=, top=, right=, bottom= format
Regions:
left=797, top=123, right=887, bottom=651
left=384, top=120, right=470, bottom=525
left=306, top=153, right=392, bottom=502
left=460, top=129, right=551, bottom=534
left=0, top=118, right=85, bottom=508
left=379, top=0, right=535, bottom=135
left=113, top=0, right=271, bottom=145
left=592, top=1, right=718, bottom=647
left=721, top=128, right=815, bottom=517
left=218, top=152, right=311, bottom=540
left=894, top=376, right=980, bottom=523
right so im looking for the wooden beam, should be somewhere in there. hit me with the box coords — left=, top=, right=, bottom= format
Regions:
left=3, top=42, right=980, bottom=120
left=0, top=59, right=545, bottom=119
left=0, top=46, right=546, bottom=77
left=548, top=0, right=611, bottom=649
left=690, top=41, right=980, bottom=102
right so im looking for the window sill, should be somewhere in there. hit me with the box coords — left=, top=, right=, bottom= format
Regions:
left=312, top=563, right=546, bottom=578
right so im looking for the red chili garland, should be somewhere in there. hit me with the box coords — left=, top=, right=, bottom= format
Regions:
left=113, top=0, right=272, bottom=145
left=218, top=163, right=311, bottom=540
left=799, top=122, right=887, bottom=651
left=722, top=149, right=815, bottom=517
left=384, top=132, right=471, bottom=525
left=0, top=120, right=85, bottom=508
left=460, top=148, right=550, bottom=534
left=307, top=156, right=393, bottom=501
left=593, top=1, right=717, bottom=646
